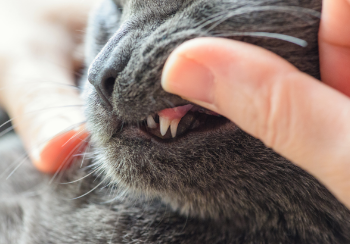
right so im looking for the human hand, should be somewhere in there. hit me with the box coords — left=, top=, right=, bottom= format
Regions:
left=161, top=0, right=350, bottom=209
left=0, top=0, right=99, bottom=173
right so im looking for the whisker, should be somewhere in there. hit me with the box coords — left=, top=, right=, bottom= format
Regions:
left=120, top=121, right=125, bottom=132
left=93, top=167, right=106, bottom=183
left=196, top=5, right=320, bottom=31
left=0, top=153, right=28, bottom=179
left=0, top=105, right=84, bottom=132
left=181, top=214, right=189, bottom=232
left=0, top=124, right=17, bottom=138
left=71, top=180, right=105, bottom=200
left=60, top=166, right=100, bottom=185
left=213, top=32, right=308, bottom=47
left=107, top=184, right=116, bottom=201
left=1, top=121, right=86, bottom=182
left=6, top=156, right=29, bottom=180
left=61, top=127, right=88, bottom=148
left=161, top=98, right=175, bottom=108
left=81, top=143, right=92, bottom=168
left=48, top=136, right=89, bottom=185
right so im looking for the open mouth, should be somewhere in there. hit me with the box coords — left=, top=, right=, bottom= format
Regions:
left=139, top=104, right=229, bottom=140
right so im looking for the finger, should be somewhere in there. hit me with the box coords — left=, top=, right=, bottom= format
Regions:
left=0, top=0, right=93, bottom=173
left=33, top=125, right=89, bottom=173
left=319, top=0, right=350, bottom=96
left=162, top=37, right=350, bottom=208
left=2, top=57, right=87, bottom=174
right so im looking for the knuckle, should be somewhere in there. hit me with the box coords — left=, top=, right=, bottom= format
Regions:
left=256, top=71, right=294, bottom=150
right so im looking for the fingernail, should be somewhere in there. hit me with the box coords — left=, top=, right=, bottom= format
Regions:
left=161, top=54, right=215, bottom=104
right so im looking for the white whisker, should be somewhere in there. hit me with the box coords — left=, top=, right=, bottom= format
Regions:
left=0, top=125, right=17, bottom=138
left=0, top=105, right=84, bottom=132
left=214, top=32, right=308, bottom=47
left=71, top=180, right=105, bottom=200
left=61, top=128, right=88, bottom=148
left=48, top=137, right=89, bottom=184
left=80, top=143, right=92, bottom=168
left=0, top=153, right=28, bottom=179
left=196, top=5, right=320, bottom=31
left=60, top=167, right=100, bottom=185
left=6, top=156, right=29, bottom=180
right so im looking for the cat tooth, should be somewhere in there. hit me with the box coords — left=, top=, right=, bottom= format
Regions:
left=170, top=119, right=181, bottom=138
left=147, top=115, right=157, bottom=129
left=159, top=116, right=170, bottom=136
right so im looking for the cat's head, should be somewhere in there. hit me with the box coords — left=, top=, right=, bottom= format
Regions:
left=83, top=0, right=325, bottom=220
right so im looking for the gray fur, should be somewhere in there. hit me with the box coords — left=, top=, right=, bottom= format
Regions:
left=2, top=0, right=350, bottom=243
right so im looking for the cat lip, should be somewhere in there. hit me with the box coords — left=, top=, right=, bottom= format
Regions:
left=148, top=104, right=195, bottom=138
left=111, top=104, right=228, bottom=141
left=140, top=104, right=226, bottom=140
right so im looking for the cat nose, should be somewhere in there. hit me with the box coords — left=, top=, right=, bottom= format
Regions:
left=87, top=66, right=116, bottom=109
left=87, top=24, right=132, bottom=109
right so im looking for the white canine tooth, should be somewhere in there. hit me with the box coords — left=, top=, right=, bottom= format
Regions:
left=159, top=116, right=171, bottom=136
left=170, top=119, right=181, bottom=138
left=147, top=115, right=157, bottom=129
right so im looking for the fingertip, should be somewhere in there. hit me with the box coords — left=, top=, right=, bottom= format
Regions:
left=161, top=49, right=177, bottom=92
left=161, top=37, right=295, bottom=119
left=162, top=51, right=215, bottom=104
left=320, top=0, right=350, bottom=47
left=32, top=126, right=89, bottom=174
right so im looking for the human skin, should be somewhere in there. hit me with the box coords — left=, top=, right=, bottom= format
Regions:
left=1, top=0, right=350, bottom=208
left=161, top=0, right=350, bottom=208
left=0, top=0, right=101, bottom=172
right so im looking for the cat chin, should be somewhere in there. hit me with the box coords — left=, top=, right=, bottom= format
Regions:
left=86, top=108, right=272, bottom=221
left=79, top=0, right=350, bottom=241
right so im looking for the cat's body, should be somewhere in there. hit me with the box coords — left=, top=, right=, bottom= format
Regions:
left=2, top=0, right=350, bottom=243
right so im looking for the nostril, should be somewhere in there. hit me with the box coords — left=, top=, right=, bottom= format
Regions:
left=103, top=77, right=116, bottom=98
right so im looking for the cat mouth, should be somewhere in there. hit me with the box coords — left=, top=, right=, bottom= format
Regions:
left=139, top=104, right=230, bottom=140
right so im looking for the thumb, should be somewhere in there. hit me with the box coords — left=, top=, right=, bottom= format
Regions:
left=161, top=37, right=350, bottom=208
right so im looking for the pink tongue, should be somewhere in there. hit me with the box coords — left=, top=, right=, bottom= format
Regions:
left=158, top=104, right=194, bottom=120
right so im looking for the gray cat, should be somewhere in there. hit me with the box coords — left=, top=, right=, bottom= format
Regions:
left=2, top=0, right=350, bottom=243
